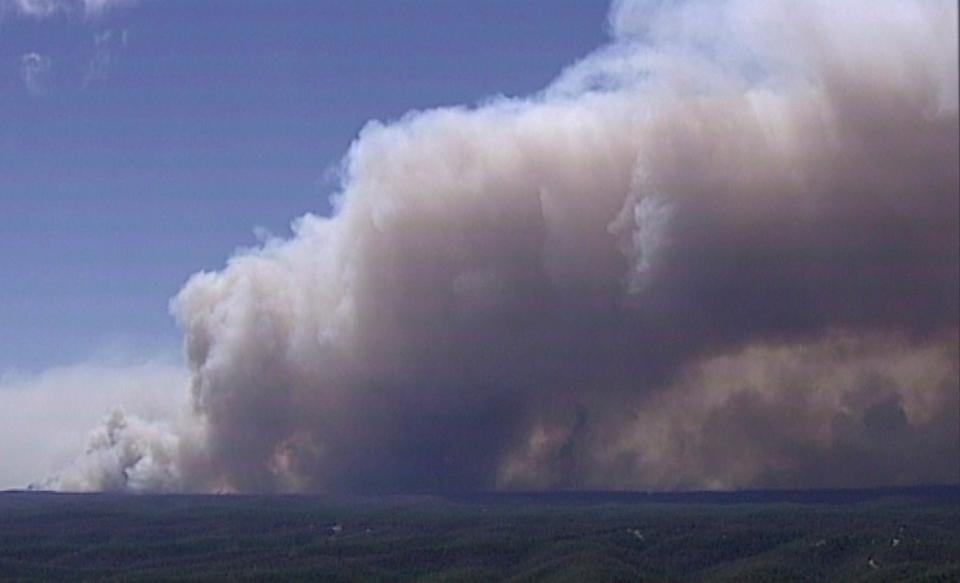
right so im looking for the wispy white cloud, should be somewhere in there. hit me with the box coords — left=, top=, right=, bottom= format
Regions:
left=9, top=0, right=62, bottom=17
left=81, top=0, right=134, bottom=16
left=3, top=0, right=135, bottom=18
left=19, top=52, right=52, bottom=95
left=84, top=28, right=127, bottom=86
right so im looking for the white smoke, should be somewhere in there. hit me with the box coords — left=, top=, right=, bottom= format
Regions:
left=52, top=0, right=958, bottom=493
left=0, top=361, right=186, bottom=491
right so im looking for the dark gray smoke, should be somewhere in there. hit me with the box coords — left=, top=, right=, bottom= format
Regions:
left=54, top=0, right=958, bottom=493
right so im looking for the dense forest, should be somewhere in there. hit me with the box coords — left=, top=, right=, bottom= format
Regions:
left=0, top=487, right=957, bottom=582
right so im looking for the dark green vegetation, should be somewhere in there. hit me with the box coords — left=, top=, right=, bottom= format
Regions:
left=0, top=487, right=957, bottom=582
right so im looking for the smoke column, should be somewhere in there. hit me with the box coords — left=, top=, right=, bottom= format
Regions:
left=54, top=0, right=959, bottom=493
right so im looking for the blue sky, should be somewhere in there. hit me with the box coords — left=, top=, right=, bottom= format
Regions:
left=0, top=0, right=610, bottom=372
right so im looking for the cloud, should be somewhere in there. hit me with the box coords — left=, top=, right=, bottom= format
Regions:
left=0, top=362, right=188, bottom=491
left=54, top=0, right=959, bottom=493
left=81, top=0, right=133, bottom=16
left=6, top=0, right=61, bottom=18
left=2, top=0, right=134, bottom=18
left=83, top=28, right=127, bottom=86
left=19, top=52, right=52, bottom=95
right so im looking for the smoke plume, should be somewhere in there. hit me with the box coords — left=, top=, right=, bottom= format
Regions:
left=53, top=0, right=958, bottom=493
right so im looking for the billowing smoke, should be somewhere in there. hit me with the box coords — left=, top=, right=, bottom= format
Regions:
left=53, top=0, right=958, bottom=493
